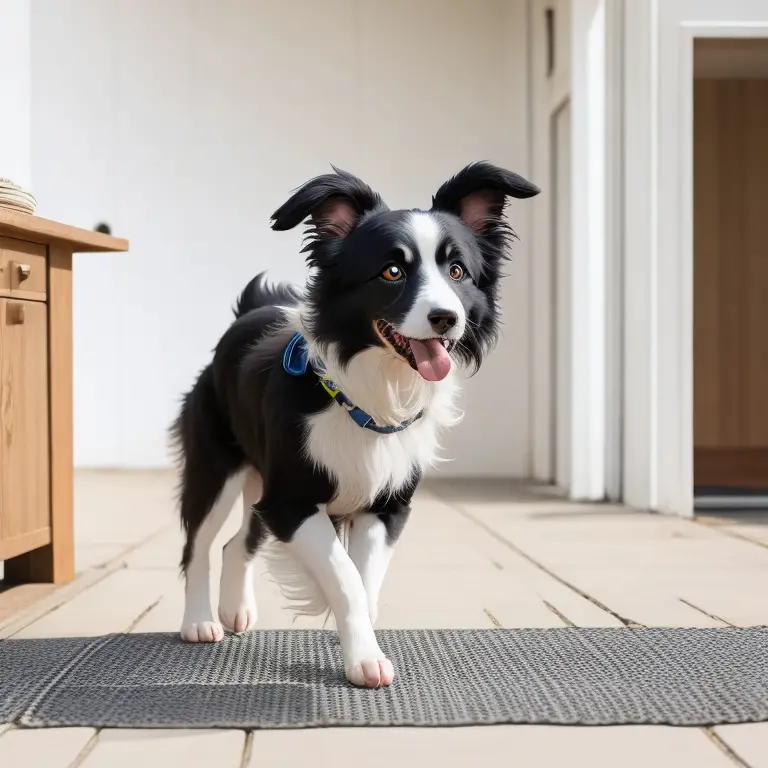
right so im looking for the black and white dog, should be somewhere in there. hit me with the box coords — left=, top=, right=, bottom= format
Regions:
left=173, top=163, right=539, bottom=687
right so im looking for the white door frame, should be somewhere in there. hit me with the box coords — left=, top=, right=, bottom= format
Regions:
left=529, top=0, right=570, bottom=486
left=530, top=0, right=619, bottom=502
left=570, top=0, right=611, bottom=501
left=622, top=0, right=768, bottom=517
left=603, top=0, right=624, bottom=502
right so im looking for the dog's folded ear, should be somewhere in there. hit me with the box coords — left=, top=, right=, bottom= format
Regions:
left=431, top=162, right=540, bottom=234
left=271, top=167, right=386, bottom=240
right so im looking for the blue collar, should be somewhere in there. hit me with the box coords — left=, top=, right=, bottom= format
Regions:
left=282, top=332, right=423, bottom=434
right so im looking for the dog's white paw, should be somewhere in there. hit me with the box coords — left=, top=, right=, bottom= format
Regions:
left=218, top=603, right=257, bottom=634
left=180, top=620, right=224, bottom=643
left=346, top=656, right=395, bottom=688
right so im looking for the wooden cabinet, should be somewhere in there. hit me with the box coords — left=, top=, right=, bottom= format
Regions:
left=0, top=297, right=50, bottom=561
left=0, top=212, right=127, bottom=584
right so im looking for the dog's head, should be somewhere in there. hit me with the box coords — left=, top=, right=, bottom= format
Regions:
left=271, top=163, right=539, bottom=382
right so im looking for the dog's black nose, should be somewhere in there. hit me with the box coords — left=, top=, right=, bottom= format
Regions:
left=427, top=310, right=458, bottom=335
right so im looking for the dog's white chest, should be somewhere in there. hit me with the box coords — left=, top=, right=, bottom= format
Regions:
left=305, top=403, right=443, bottom=515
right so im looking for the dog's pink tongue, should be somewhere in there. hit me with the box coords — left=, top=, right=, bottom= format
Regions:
left=409, top=339, right=452, bottom=381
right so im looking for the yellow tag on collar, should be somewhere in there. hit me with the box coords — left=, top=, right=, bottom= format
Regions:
left=318, top=376, right=341, bottom=399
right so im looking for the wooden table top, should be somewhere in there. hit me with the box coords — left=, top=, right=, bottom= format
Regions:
left=0, top=208, right=128, bottom=253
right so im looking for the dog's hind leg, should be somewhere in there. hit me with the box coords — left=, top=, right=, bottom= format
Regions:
left=174, top=364, right=245, bottom=642
left=180, top=468, right=245, bottom=642
left=218, top=467, right=265, bottom=633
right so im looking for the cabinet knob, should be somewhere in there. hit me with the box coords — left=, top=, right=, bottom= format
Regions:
left=16, top=262, right=31, bottom=282
left=6, top=303, right=25, bottom=325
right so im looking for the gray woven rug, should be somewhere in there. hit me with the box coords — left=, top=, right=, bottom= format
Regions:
left=1, top=628, right=767, bottom=728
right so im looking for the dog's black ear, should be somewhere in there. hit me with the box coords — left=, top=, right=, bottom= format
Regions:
left=271, top=167, right=385, bottom=240
left=431, top=162, right=540, bottom=234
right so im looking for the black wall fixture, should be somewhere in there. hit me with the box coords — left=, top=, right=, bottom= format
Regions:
left=545, top=8, right=555, bottom=77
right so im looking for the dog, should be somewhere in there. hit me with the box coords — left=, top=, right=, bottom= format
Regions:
left=172, top=162, right=539, bottom=687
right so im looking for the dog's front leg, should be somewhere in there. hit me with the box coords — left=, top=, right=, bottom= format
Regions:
left=347, top=503, right=410, bottom=625
left=282, top=505, right=393, bottom=688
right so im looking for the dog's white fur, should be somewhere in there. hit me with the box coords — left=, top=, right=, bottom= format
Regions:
left=347, top=513, right=394, bottom=625
left=218, top=468, right=262, bottom=633
left=399, top=213, right=466, bottom=340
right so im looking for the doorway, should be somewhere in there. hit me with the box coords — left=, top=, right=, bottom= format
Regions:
left=693, top=38, right=768, bottom=509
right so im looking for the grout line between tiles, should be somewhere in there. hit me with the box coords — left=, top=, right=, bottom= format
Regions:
left=125, top=597, right=164, bottom=633
left=436, top=495, right=642, bottom=628
left=541, top=599, right=577, bottom=627
left=0, top=524, right=173, bottom=640
left=240, top=730, right=254, bottom=768
left=67, top=729, right=101, bottom=768
left=0, top=569, right=119, bottom=641
left=694, top=520, right=768, bottom=553
left=703, top=727, right=755, bottom=768
left=482, top=608, right=503, bottom=628
left=678, top=598, right=734, bottom=627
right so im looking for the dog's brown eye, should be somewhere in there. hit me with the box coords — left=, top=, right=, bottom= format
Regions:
left=448, top=262, right=465, bottom=281
left=381, top=265, right=404, bottom=282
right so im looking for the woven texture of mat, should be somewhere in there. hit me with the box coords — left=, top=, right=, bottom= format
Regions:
left=1, top=628, right=767, bottom=728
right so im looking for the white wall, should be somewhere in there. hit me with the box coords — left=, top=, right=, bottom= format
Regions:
left=30, top=0, right=533, bottom=475
left=0, top=0, right=31, bottom=188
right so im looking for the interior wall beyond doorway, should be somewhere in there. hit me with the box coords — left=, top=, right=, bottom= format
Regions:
left=694, top=61, right=768, bottom=490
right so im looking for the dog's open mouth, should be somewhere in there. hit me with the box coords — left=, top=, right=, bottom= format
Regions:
left=375, top=320, right=456, bottom=382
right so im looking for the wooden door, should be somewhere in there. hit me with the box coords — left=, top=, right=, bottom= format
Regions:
left=694, top=79, right=768, bottom=489
left=0, top=299, right=51, bottom=560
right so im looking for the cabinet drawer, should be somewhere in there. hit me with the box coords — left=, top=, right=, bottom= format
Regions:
left=0, top=298, right=51, bottom=560
left=0, top=237, right=47, bottom=301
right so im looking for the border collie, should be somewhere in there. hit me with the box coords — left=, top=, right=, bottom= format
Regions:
left=172, top=162, right=539, bottom=687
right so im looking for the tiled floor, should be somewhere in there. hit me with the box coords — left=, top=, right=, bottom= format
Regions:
left=1, top=470, right=767, bottom=767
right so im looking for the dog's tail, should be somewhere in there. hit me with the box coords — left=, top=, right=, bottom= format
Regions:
left=259, top=517, right=352, bottom=625
left=233, top=272, right=302, bottom=319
